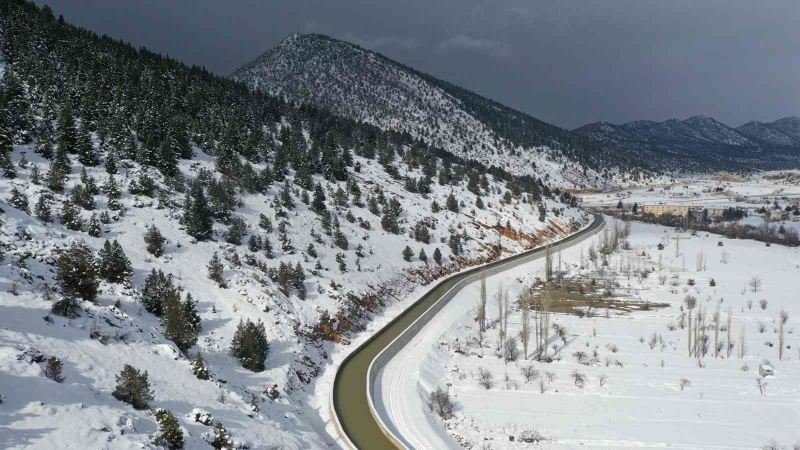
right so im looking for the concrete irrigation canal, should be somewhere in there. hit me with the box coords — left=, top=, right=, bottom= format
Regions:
left=331, top=214, right=606, bottom=449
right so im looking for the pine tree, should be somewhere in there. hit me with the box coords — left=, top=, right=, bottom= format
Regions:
left=433, top=247, right=443, bottom=265
left=231, top=319, right=269, bottom=372
left=34, top=194, right=52, bottom=222
left=34, top=120, right=55, bottom=159
left=210, top=420, right=233, bottom=450
left=105, top=153, right=118, bottom=174
left=76, top=121, right=100, bottom=166
left=280, top=179, right=294, bottom=209
left=154, top=409, right=184, bottom=449
left=446, top=192, right=459, bottom=213
left=192, top=353, right=210, bottom=380
left=0, top=96, right=14, bottom=178
left=144, top=224, right=167, bottom=256
left=8, top=187, right=29, bottom=212
left=30, top=165, right=41, bottom=184
left=224, top=217, right=246, bottom=245
left=163, top=291, right=199, bottom=352
left=184, top=183, right=212, bottom=241
left=333, top=228, right=348, bottom=250
left=1, top=69, right=34, bottom=143
left=98, top=240, right=132, bottom=283
left=141, top=269, right=178, bottom=316
left=311, top=183, right=326, bottom=213
left=59, top=200, right=83, bottom=231
left=56, top=102, right=79, bottom=154
left=207, top=252, right=226, bottom=288
left=402, top=245, right=414, bottom=261
left=419, top=248, right=428, bottom=263
left=258, top=213, right=272, bottom=232
left=56, top=241, right=99, bottom=302
left=87, top=213, right=101, bottom=237
left=263, top=236, right=273, bottom=258
left=112, top=364, right=154, bottom=410
left=247, top=234, right=262, bottom=252
left=44, top=356, right=64, bottom=382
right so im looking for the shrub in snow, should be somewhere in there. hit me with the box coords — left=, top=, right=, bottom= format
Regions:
left=477, top=367, right=493, bottom=389
left=189, top=408, right=214, bottom=425
left=519, top=429, right=546, bottom=443
left=265, top=384, right=280, bottom=400
left=428, top=386, right=455, bottom=420
left=192, top=354, right=210, bottom=380
left=112, top=364, right=154, bottom=410
left=51, top=296, right=81, bottom=318
left=44, top=356, right=64, bottom=382
left=209, top=420, right=234, bottom=450
left=231, top=319, right=269, bottom=372
left=154, top=409, right=184, bottom=449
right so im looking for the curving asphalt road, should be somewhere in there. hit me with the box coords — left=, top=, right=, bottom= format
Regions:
left=331, top=214, right=605, bottom=449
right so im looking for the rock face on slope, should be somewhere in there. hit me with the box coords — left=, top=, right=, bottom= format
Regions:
left=232, top=33, right=648, bottom=188
left=575, top=115, right=800, bottom=171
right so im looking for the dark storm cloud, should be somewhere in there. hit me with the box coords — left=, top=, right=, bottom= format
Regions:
left=37, top=0, right=800, bottom=128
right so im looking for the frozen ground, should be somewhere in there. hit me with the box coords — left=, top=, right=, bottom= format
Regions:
left=389, top=217, right=800, bottom=449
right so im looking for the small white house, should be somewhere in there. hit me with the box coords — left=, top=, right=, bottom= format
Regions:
left=759, top=363, right=774, bottom=377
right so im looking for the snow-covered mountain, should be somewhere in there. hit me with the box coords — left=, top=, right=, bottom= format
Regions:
left=232, top=33, right=650, bottom=189
left=575, top=115, right=800, bottom=172
left=737, top=117, right=800, bottom=148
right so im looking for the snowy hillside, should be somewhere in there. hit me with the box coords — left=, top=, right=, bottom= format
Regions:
left=0, top=141, right=586, bottom=449
left=232, top=34, right=650, bottom=189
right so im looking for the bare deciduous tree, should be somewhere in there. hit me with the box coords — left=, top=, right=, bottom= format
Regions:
left=571, top=370, right=586, bottom=388
left=685, top=295, right=697, bottom=356
left=756, top=377, right=767, bottom=396
left=478, top=367, right=494, bottom=389
left=778, top=309, right=789, bottom=361
left=476, top=271, right=487, bottom=333
left=749, top=276, right=762, bottom=293
left=679, top=378, right=691, bottom=391
left=520, top=290, right=531, bottom=359
left=521, top=365, right=539, bottom=383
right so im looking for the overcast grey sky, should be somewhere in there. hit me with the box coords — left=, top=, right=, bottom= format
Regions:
left=38, top=0, right=800, bottom=129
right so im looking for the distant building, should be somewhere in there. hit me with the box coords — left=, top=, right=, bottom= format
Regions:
left=641, top=205, right=691, bottom=217
left=640, top=204, right=728, bottom=220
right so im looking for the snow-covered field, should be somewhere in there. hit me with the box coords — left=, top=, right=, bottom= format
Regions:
left=580, top=172, right=800, bottom=211
left=393, top=217, right=800, bottom=449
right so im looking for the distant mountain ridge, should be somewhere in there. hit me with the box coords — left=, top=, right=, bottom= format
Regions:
left=574, top=115, right=800, bottom=171
left=232, top=33, right=650, bottom=188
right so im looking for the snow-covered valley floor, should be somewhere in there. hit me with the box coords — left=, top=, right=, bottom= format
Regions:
left=398, top=218, right=800, bottom=449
